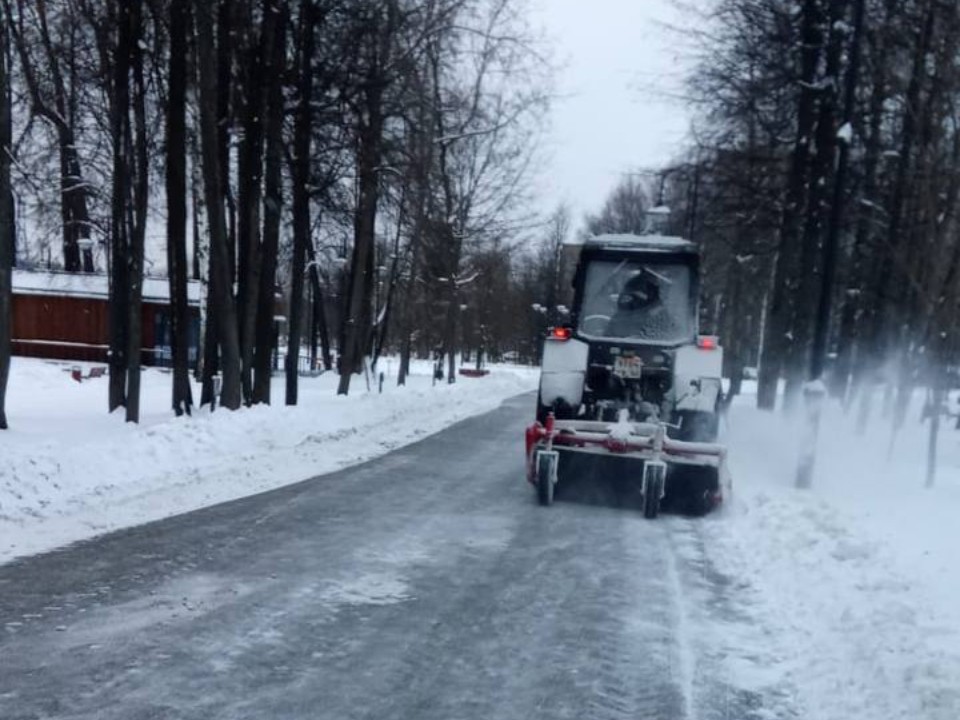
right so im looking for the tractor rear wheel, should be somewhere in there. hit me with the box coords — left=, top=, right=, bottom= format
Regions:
left=536, top=453, right=555, bottom=506
left=642, top=464, right=665, bottom=519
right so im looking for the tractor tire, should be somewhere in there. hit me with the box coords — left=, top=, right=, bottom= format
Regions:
left=687, top=489, right=715, bottom=517
left=536, top=453, right=555, bottom=506
left=642, top=465, right=665, bottom=519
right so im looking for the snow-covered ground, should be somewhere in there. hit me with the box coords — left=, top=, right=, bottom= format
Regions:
left=703, top=385, right=960, bottom=719
left=5, top=355, right=960, bottom=717
left=0, top=357, right=536, bottom=564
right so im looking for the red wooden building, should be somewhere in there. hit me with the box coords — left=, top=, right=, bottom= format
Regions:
left=12, top=269, right=201, bottom=366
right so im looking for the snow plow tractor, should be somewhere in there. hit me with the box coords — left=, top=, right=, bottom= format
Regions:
left=525, top=232, right=729, bottom=518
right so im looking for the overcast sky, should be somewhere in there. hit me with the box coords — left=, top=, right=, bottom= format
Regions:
left=530, top=0, right=696, bottom=225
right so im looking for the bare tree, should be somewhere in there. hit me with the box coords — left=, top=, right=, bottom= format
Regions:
left=286, top=0, right=314, bottom=405
left=108, top=0, right=132, bottom=413
left=5, top=0, right=95, bottom=272
left=253, top=0, right=287, bottom=405
left=336, top=0, right=400, bottom=395
left=585, top=175, right=650, bottom=236
left=196, top=0, right=241, bottom=410
left=166, top=0, right=194, bottom=416
left=123, top=0, right=148, bottom=424
left=0, top=1, right=13, bottom=430
left=237, top=0, right=283, bottom=405
left=755, top=0, right=822, bottom=412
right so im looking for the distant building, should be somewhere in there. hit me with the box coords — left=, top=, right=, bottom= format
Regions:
left=11, top=269, right=201, bottom=366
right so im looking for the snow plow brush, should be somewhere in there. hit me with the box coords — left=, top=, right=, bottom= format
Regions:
left=525, top=413, right=729, bottom=518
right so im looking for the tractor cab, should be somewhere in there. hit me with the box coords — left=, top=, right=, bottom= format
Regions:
left=527, top=230, right=728, bottom=518
left=541, top=233, right=715, bottom=435
left=573, top=234, right=699, bottom=346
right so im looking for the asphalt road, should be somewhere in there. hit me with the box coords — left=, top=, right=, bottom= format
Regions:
left=0, top=394, right=788, bottom=720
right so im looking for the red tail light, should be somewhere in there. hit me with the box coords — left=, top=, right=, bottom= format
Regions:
left=697, top=335, right=718, bottom=350
left=550, top=326, right=572, bottom=341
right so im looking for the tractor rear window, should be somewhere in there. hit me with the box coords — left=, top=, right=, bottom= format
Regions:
left=577, top=261, right=694, bottom=343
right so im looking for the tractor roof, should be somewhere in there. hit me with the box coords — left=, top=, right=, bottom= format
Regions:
left=584, top=233, right=697, bottom=253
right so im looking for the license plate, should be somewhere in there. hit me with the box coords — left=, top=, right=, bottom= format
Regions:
left=613, top=356, right=643, bottom=379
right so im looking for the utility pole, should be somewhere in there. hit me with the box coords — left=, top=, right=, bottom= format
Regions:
left=796, top=0, right=866, bottom=488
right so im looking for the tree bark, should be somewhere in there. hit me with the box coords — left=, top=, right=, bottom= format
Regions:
left=788, top=0, right=841, bottom=413
left=196, top=0, right=242, bottom=410
left=873, top=0, right=936, bottom=358
left=216, top=0, right=236, bottom=287
left=286, top=0, right=315, bottom=405
left=108, top=0, right=132, bottom=413
left=338, top=99, right=383, bottom=396
left=372, top=199, right=406, bottom=367
left=7, top=0, right=94, bottom=273
left=810, top=0, right=865, bottom=385
left=0, top=4, right=12, bottom=430
left=337, top=0, right=398, bottom=396
left=124, top=0, right=148, bottom=424
left=444, top=295, right=458, bottom=384
left=237, top=1, right=279, bottom=404
left=846, top=0, right=897, bottom=420
left=796, top=0, right=865, bottom=489
left=253, top=0, right=286, bottom=405
left=166, top=0, right=193, bottom=416
left=305, top=238, right=333, bottom=370
left=756, top=0, right=822, bottom=411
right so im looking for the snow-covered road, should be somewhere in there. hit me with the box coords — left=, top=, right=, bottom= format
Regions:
left=1, top=394, right=784, bottom=720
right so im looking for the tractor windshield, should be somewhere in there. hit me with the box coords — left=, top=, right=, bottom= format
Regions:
left=577, top=260, right=695, bottom=343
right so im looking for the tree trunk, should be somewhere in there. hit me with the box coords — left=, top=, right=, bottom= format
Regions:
left=60, top=135, right=82, bottom=272
left=108, top=0, right=132, bottom=414
left=372, top=201, right=405, bottom=367
left=253, top=1, right=286, bottom=405
left=396, top=124, right=429, bottom=388
left=787, top=0, right=843, bottom=415
left=216, top=0, right=236, bottom=287
left=796, top=0, right=865, bottom=489
left=444, top=291, right=458, bottom=385
left=756, top=0, right=822, bottom=411
left=286, top=0, right=314, bottom=406
left=60, top=136, right=94, bottom=272
left=844, top=0, right=896, bottom=413
left=200, top=282, right=220, bottom=405
left=192, top=179, right=202, bottom=282
left=795, top=0, right=844, bottom=385
left=338, top=104, right=383, bottom=396
left=308, top=283, right=317, bottom=369
left=721, top=252, right=746, bottom=402
left=872, top=0, right=936, bottom=362
left=237, top=2, right=279, bottom=404
left=305, top=239, right=332, bottom=370
left=0, top=6, right=12, bottom=430
left=6, top=0, right=94, bottom=273
left=125, top=0, right=148, bottom=424
left=166, top=0, right=193, bottom=417
left=197, top=0, right=241, bottom=410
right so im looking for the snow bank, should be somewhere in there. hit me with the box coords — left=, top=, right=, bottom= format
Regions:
left=0, top=357, right=536, bottom=564
left=705, top=390, right=960, bottom=719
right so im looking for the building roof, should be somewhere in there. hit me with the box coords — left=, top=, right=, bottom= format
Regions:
left=583, top=233, right=696, bottom=252
left=12, top=269, right=202, bottom=306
